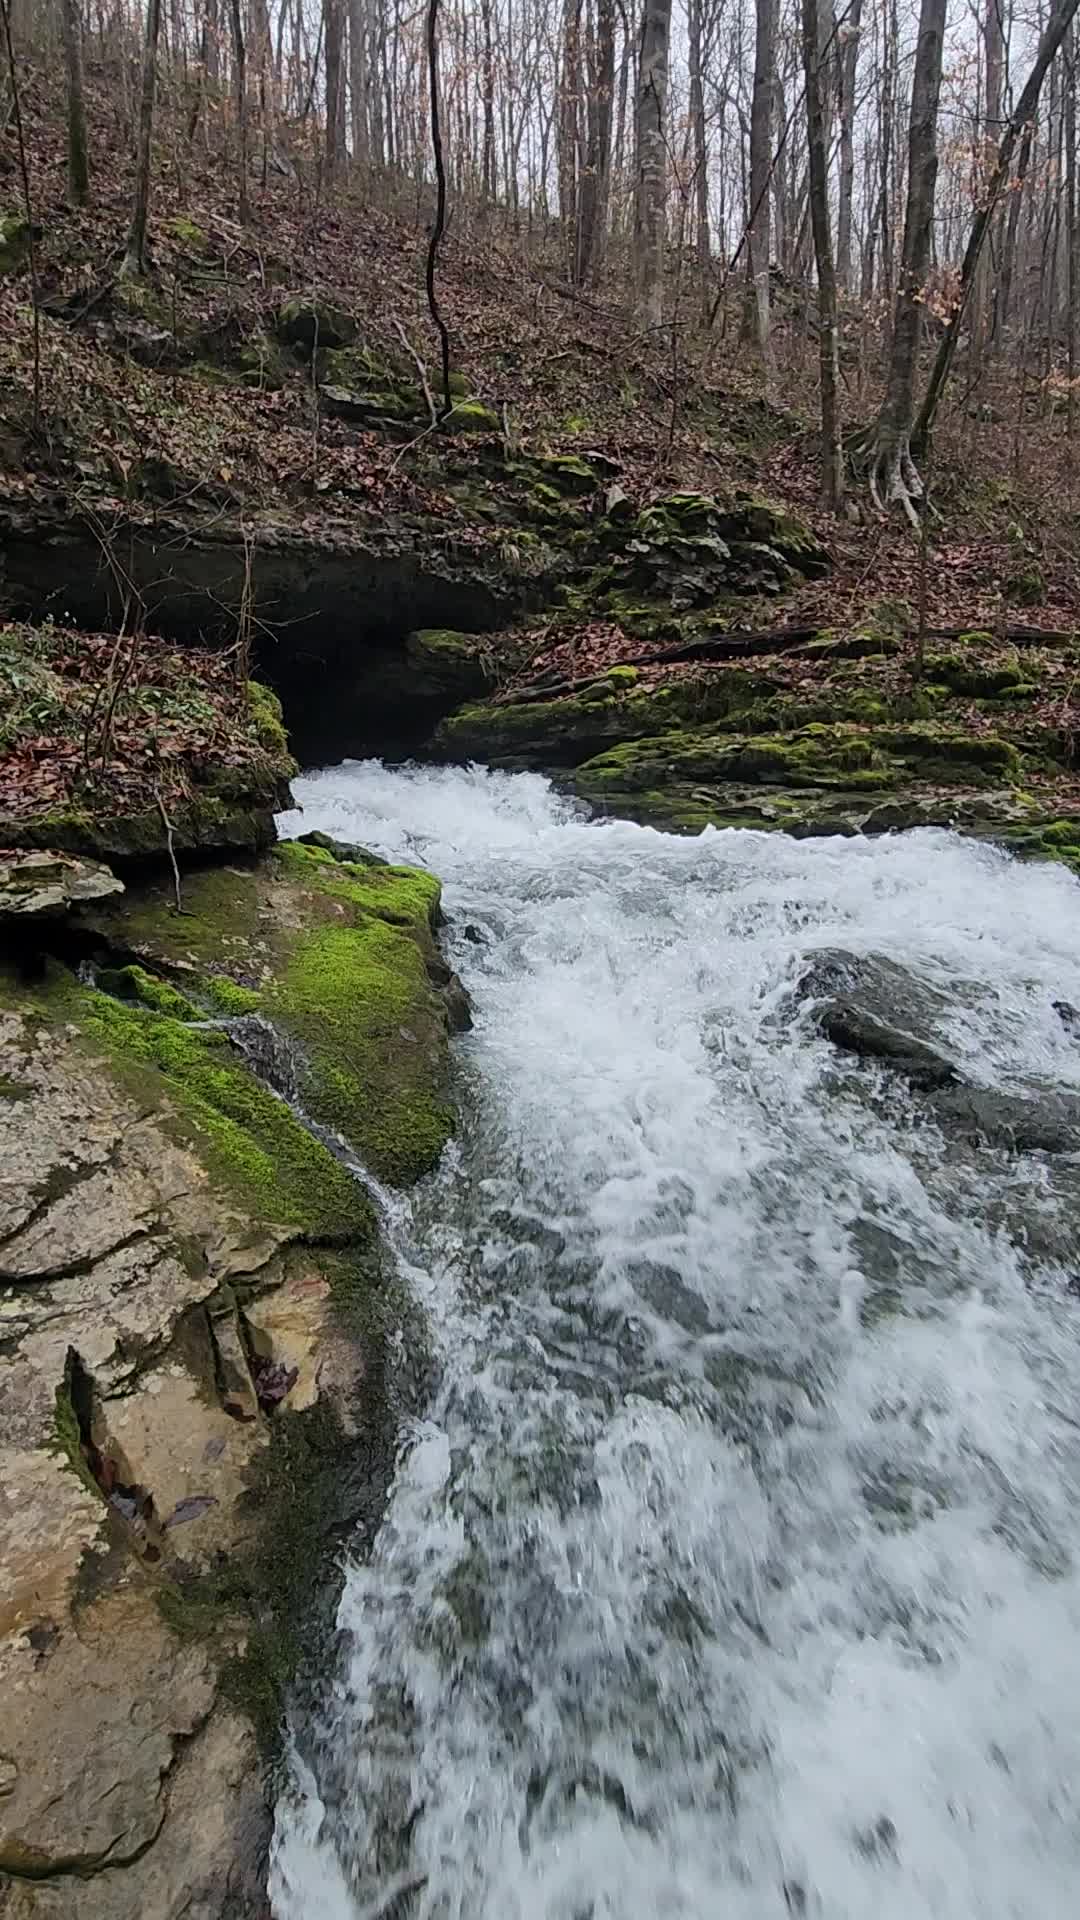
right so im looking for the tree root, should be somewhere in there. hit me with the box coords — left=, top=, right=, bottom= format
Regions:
left=868, top=435, right=925, bottom=531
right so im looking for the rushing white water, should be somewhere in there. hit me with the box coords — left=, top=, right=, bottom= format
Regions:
left=270, top=762, right=1080, bottom=1920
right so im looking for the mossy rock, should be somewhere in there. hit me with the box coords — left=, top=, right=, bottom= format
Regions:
left=563, top=721, right=1025, bottom=827
left=530, top=454, right=605, bottom=497
left=433, top=669, right=777, bottom=769
left=10, top=960, right=374, bottom=1242
left=86, top=841, right=457, bottom=1187
left=922, top=651, right=1029, bottom=698
left=443, top=400, right=500, bottom=434
left=405, top=628, right=493, bottom=698
left=278, top=294, right=357, bottom=354
left=0, top=212, right=32, bottom=278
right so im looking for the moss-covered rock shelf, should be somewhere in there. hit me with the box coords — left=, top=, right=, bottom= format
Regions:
left=429, top=615, right=1080, bottom=873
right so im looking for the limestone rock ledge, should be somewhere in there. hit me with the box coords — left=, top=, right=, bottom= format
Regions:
left=0, top=835, right=461, bottom=1918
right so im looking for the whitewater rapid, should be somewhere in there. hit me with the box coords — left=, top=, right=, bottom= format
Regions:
left=270, top=762, right=1080, bottom=1920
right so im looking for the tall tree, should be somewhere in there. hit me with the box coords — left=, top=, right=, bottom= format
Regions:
left=687, top=0, right=710, bottom=276
left=558, top=0, right=582, bottom=275
left=123, top=0, right=163, bottom=274
left=915, top=0, right=1080, bottom=448
left=835, top=0, right=862, bottom=291
left=348, top=0, right=370, bottom=169
left=802, top=0, right=843, bottom=504
left=745, top=0, right=776, bottom=359
left=324, top=0, right=346, bottom=176
left=868, top=0, right=948, bottom=522
left=228, top=0, right=248, bottom=221
left=59, top=0, right=89, bottom=204
left=579, top=0, right=616, bottom=282
left=634, top=0, right=673, bottom=326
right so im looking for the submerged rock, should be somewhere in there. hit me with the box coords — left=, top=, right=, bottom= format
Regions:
left=795, top=950, right=959, bottom=1090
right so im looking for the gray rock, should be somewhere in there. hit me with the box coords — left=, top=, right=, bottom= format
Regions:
left=0, top=850, right=124, bottom=921
left=796, top=949, right=959, bottom=1089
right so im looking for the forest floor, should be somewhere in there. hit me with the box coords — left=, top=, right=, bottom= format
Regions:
left=2, top=58, right=1080, bottom=838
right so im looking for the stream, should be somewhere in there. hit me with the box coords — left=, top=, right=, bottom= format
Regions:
left=269, top=761, right=1080, bottom=1920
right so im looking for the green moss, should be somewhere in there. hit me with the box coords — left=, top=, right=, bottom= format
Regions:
left=52, top=1354, right=102, bottom=1503
left=248, top=680, right=293, bottom=761
left=922, top=652, right=1028, bottom=698
left=0, top=212, right=31, bottom=277
left=607, top=665, right=639, bottom=688
left=97, top=963, right=197, bottom=1020
left=80, top=990, right=373, bottom=1241
left=168, top=215, right=208, bottom=251
left=278, top=295, right=356, bottom=353
left=202, top=974, right=262, bottom=1016
left=443, top=400, right=500, bottom=434
left=269, top=914, right=452, bottom=1185
left=531, top=453, right=602, bottom=496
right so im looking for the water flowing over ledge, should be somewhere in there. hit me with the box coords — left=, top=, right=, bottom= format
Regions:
left=272, top=763, right=1080, bottom=1920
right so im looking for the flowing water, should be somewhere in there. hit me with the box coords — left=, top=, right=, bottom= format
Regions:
left=270, top=761, right=1080, bottom=1920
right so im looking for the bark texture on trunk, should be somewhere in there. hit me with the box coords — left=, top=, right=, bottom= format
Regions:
left=59, top=0, right=89, bottom=204
left=869, top=0, right=947, bottom=522
left=745, top=0, right=776, bottom=359
left=836, top=0, right=862, bottom=291
left=803, top=0, right=843, bottom=505
left=579, top=0, right=616, bottom=283
left=123, top=0, right=163, bottom=274
left=634, top=0, right=672, bottom=328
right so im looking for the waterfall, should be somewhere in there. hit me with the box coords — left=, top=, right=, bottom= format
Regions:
left=271, top=762, right=1080, bottom=1920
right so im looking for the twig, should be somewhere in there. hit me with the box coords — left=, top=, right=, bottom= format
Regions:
left=387, top=401, right=469, bottom=473
left=392, top=318, right=437, bottom=428
left=155, top=790, right=185, bottom=913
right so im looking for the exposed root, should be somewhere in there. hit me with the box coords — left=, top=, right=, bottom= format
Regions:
left=869, top=434, right=925, bottom=533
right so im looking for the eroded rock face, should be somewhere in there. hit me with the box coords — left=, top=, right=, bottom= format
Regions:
left=0, top=833, right=458, bottom=1917
left=0, top=851, right=124, bottom=920
left=0, top=1012, right=298, bottom=1912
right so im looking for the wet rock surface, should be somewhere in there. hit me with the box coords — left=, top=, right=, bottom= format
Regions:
left=799, top=947, right=1080, bottom=1159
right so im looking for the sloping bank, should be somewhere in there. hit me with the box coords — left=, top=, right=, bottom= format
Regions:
left=0, top=757, right=466, bottom=1912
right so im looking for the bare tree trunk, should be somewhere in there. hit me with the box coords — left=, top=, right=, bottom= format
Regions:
left=228, top=0, right=249, bottom=219
left=59, top=0, right=90, bottom=204
left=993, top=120, right=1033, bottom=349
left=836, top=0, right=861, bottom=291
left=745, top=0, right=776, bottom=359
left=869, top=0, right=947, bottom=522
left=1066, top=21, right=1078, bottom=459
left=972, top=0, right=1005, bottom=364
left=915, top=0, right=1080, bottom=449
left=348, top=0, right=369, bottom=168
left=558, top=0, right=582, bottom=276
left=688, top=0, right=709, bottom=276
left=324, top=0, right=345, bottom=176
left=803, top=0, right=843, bottom=505
left=480, top=0, right=496, bottom=201
left=579, top=0, right=615, bottom=282
left=123, top=0, right=162, bottom=274
left=633, top=0, right=672, bottom=326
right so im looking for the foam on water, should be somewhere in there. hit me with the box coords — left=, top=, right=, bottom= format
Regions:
left=270, top=761, right=1080, bottom=1920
